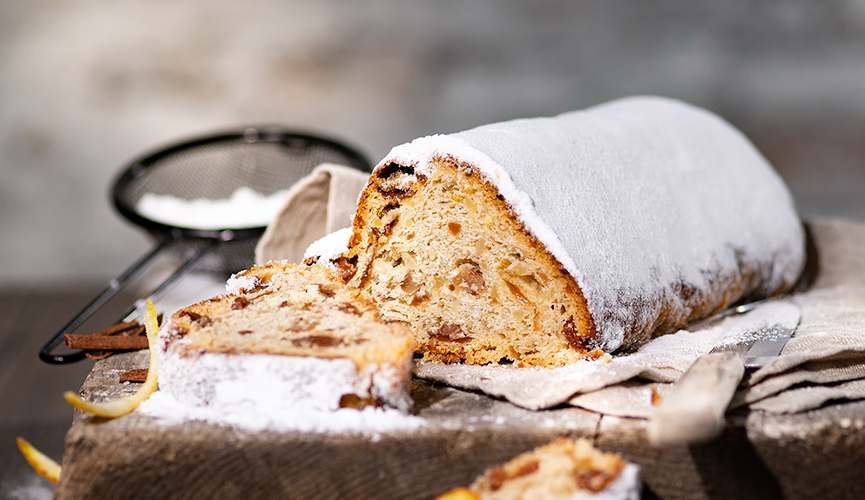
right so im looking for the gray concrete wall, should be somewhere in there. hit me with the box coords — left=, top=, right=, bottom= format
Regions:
left=3, top=0, right=865, bottom=286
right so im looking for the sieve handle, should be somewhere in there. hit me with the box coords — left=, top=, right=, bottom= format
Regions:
left=117, top=239, right=219, bottom=324
left=39, top=238, right=217, bottom=364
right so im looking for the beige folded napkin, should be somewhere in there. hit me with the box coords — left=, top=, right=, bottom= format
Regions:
left=257, top=170, right=865, bottom=417
left=254, top=163, right=370, bottom=265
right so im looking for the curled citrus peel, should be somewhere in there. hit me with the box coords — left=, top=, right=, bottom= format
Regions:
left=63, top=300, right=159, bottom=418
left=16, top=437, right=61, bottom=484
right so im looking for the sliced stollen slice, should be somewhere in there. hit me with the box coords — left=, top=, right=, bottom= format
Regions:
left=154, top=263, right=415, bottom=416
left=437, top=437, right=640, bottom=500
left=331, top=96, right=805, bottom=367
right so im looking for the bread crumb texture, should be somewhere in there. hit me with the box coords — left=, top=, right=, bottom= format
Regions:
left=347, top=157, right=596, bottom=368
left=469, top=437, right=627, bottom=499
left=164, top=262, right=414, bottom=371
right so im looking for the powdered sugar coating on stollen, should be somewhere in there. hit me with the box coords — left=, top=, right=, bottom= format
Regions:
left=378, top=96, right=805, bottom=351
left=144, top=319, right=420, bottom=432
left=225, top=273, right=260, bottom=295
left=304, top=227, right=353, bottom=267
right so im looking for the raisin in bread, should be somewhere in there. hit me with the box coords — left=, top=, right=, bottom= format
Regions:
left=156, top=263, right=415, bottom=413
left=438, top=437, right=640, bottom=500
left=337, top=96, right=805, bottom=367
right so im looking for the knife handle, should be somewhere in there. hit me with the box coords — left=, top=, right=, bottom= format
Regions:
left=647, top=351, right=745, bottom=447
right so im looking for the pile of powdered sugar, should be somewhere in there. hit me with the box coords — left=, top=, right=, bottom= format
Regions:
left=136, top=186, right=291, bottom=230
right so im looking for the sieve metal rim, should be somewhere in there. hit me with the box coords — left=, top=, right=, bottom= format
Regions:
left=111, top=125, right=372, bottom=241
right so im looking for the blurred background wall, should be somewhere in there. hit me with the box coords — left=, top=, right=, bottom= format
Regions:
left=3, top=0, right=865, bottom=287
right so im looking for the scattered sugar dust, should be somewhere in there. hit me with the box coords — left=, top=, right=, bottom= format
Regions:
left=139, top=389, right=424, bottom=434
left=1, top=471, right=54, bottom=500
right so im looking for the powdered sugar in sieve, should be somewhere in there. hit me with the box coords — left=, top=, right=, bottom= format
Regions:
left=136, top=186, right=292, bottom=230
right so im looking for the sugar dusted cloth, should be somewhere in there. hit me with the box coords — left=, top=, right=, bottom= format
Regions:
left=255, top=163, right=369, bottom=265
left=417, top=219, right=865, bottom=417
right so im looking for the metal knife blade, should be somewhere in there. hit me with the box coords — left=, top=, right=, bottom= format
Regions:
left=647, top=300, right=801, bottom=447
left=741, top=302, right=801, bottom=368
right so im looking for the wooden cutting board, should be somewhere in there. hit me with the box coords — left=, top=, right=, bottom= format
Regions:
left=54, top=351, right=865, bottom=500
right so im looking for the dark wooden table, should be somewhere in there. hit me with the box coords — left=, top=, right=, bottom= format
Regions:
left=0, top=289, right=99, bottom=498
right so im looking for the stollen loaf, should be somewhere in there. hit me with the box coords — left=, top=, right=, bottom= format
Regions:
left=329, top=96, right=804, bottom=367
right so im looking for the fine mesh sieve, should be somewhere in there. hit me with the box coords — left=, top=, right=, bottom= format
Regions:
left=40, top=127, right=371, bottom=363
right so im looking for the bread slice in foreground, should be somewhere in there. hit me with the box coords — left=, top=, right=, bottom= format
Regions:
left=438, top=437, right=640, bottom=500
left=155, top=263, right=415, bottom=416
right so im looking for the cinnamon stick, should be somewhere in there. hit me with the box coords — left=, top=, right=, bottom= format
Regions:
left=64, top=334, right=148, bottom=351
left=93, top=321, right=142, bottom=337
left=79, top=320, right=147, bottom=359
left=119, top=369, right=148, bottom=383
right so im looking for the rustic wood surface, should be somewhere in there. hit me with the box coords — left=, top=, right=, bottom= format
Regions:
left=4, top=290, right=865, bottom=499
left=58, top=351, right=602, bottom=500
left=0, top=289, right=98, bottom=498
left=53, top=348, right=865, bottom=500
